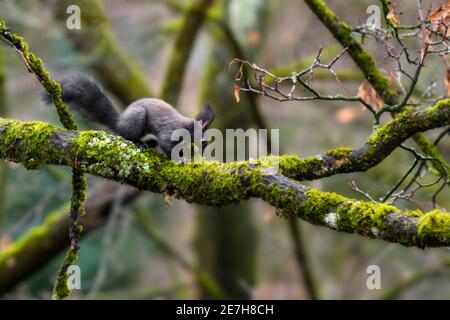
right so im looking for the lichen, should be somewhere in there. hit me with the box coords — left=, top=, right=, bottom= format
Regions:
left=324, top=212, right=339, bottom=229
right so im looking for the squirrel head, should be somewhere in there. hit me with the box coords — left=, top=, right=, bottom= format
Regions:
left=157, top=103, right=215, bottom=159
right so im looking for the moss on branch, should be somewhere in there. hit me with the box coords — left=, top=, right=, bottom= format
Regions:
left=279, top=99, right=450, bottom=180
left=0, top=205, right=69, bottom=293
left=0, top=116, right=449, bottom=247
left=1, top=95, right=449, bottom=203
left=0, top=20, right=88, bottom=300
left=0, top=21, right=77, bottom=131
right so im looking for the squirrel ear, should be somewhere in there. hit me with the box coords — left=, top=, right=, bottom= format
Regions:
left=196, top=103, right=215, bottom=130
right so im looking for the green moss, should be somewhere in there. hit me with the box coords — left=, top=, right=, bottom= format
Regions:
left=293, top=187, right=400, bottom=236
left=326, top=147, right=352, bottom=158
left=278, top=154, right=324, bottom=180
left=418, top=210, right=450, bottom=246
left=0, top=207, right=67, bottom=271
left=52, top=249, right=78, bottom=300
left=403, top=209, right=424, bottom=218
left=0, top=119, right=64, bottom=169
left=337, top=201, right=399, bottom=233
left=297, top=189, right=346, bottom=224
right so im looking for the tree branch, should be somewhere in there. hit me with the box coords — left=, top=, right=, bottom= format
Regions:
left=0, top=118, right=449, bottom=248
left=303, top=0, right=450, bottom=180
left=0, top=184, right=140, bottom=295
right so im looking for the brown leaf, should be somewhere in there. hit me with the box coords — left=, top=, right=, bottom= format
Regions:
left=428, top=4, right=450, bottom=24
left=444, top=67, right=450, bottom=96
left=387, top=7, right=400, bottom=25
left=234, top=84, right=241, bottom=103
left=428, top=7, right=444, bottom=21
left=357, top=82, right=384, bottom=110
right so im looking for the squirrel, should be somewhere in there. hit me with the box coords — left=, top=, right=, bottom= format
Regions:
left=43, top=72, right=215, bottom=157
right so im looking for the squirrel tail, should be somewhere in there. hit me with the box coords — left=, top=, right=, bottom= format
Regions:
left=43, top=72, right=120, bottom=129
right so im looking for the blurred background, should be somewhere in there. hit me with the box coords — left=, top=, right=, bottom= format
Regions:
left=0, top=0, right=449, bottom=299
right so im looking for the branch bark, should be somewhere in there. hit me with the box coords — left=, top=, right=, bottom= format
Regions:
left=0, top=117, right=449, bottom=248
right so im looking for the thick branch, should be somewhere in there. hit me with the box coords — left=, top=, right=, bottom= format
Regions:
left=279, top=100, right=450, bottom=181
left=0, top=118, right=449, bottom=247
left=1, top=98, right=450, bottom=193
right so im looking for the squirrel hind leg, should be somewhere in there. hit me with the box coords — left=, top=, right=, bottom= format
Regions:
left=115, top=105, right=148, bottom=142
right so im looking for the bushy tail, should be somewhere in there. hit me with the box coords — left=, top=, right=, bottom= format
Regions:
left=43, top=72, right=119, bottom=129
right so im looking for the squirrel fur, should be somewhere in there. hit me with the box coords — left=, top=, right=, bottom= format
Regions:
left=43, top=72, right=215, bottom=156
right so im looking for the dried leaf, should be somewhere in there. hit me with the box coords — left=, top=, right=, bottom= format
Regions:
left=234, top=84, right=241, bottom=103
left=428, top=6, right=445, bottom=21
left=387, top=7, right=400, bottom=25
left=358, top=81, right=384, bottom=110
left=428, top=4, right=450, bottom=24
left=444, top=67, right=450, bottom=96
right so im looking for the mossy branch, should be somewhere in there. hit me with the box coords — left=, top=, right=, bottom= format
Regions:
left=0, top=185, right=140, bottom=295
left=0, top=117, right=449, bottom=247
left=278, top=100, right=450, bottom=181
left=0, top=21, right=77, bottom=130
left=0, top=20, right=88, bottom=300
left=1, top=97, right=449, bottom=190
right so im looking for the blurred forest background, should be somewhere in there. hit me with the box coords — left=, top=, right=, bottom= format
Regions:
left=0, top=0, right=449, bottom=299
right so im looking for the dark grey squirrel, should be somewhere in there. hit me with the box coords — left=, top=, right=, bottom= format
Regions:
left=43, top=72, right=215, bottom=157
